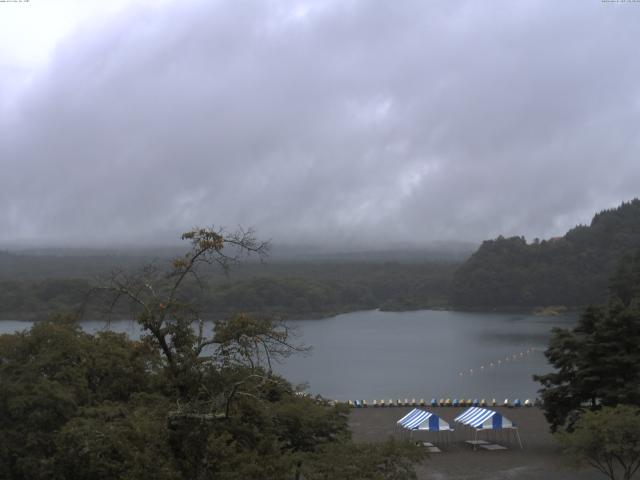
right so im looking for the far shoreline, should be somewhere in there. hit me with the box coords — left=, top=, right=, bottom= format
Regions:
left=0, top=304, right=583, bottom=323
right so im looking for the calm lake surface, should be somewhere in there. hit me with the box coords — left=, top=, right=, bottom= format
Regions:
left=1, top=309, right=575, bottom=401
left=277, top=309, right=576, bottom=401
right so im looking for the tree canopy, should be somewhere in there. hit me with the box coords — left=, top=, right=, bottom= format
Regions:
left=535, top=250, right=640, bottom=431
left=452, top=199, right=640, bottom=309
left=0, top=262, right=456, bottom=322
left=0, top=227, right=425, bottom=479
left=557, top=405, right=640, bottom=480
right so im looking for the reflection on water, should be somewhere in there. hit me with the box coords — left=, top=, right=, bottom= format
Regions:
left=275, top=309, right=577, bottom=401
left=477, top=332, right=553, bottom=345
left=0, top=309, right=577, bottom=401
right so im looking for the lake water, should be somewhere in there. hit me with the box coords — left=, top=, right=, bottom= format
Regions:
left=0, top=309, right=575, bottom=402
left=276, top=309, right=576, bottom=402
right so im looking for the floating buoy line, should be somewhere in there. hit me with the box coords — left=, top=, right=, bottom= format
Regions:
left=314, top=347, right=545, bottom=409
left=457, top=347, right=539, bottom=377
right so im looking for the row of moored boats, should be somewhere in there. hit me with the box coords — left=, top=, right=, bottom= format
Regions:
left=346, top=398, right=539, bottom=408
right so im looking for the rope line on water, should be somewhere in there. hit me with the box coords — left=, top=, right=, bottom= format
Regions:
left=457, top=347, right=539, bottom=377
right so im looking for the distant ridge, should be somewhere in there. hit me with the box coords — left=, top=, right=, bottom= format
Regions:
left=267, top=241, right=476, bottom=264
left=451, top=199, right=640, bottom=308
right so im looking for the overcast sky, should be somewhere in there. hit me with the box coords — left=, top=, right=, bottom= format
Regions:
left=1, top=0, right=639, bottom=248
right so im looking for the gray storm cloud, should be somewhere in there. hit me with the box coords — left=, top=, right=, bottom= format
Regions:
left=1, top=0, right=639, bottom=247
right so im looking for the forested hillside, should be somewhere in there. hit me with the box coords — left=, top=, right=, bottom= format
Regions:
left=451, top=199, right=640, bottom=308
left=0, top=228, right=426, bottom=479
left=0, top=262, right=456, bottom=321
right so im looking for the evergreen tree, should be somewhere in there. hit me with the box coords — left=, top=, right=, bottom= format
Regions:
left=452, top=199, right=640, bottom=308
left=535, top=251, right=640, bottom=431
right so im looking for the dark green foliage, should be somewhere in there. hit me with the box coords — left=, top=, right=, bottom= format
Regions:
left=300, top=439, right=427, bottom=480
left=0, top=229, right=425, bottom=479
left=0, top=262, right=456, bottom=321
left=535, top=253, right=640, bottom=431
left=0, top=317, right=160, bottom=480
left=54, top=396, right=180, bottom=480
left=608, top=250, right=640, bottom=307
left=0, top=315, right=422, bottom=480
left=271, top=396, right=351, bottom=453
left=557, top=405, right=640, bottom=480
left=452, top=199, right=640, bottom=308
left=0, top=279, right=91, bottom=319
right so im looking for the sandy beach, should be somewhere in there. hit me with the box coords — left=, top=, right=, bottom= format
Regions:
left=349, top=406, right=605, bottom=480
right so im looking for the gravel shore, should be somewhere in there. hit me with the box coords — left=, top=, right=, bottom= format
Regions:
left=349, top=406, right=605, bottom=480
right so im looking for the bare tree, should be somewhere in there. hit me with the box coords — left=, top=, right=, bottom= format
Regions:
left=213, top=313, right=308, bottom=372
left=90, top=226, right=272, bottom=397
